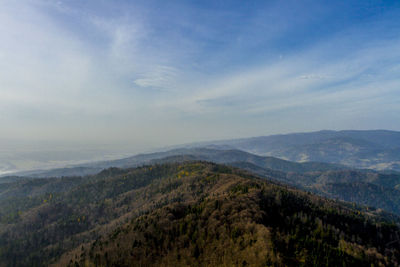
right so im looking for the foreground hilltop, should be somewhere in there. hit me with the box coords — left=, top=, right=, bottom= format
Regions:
left=0, top=162, right=400, bottom=266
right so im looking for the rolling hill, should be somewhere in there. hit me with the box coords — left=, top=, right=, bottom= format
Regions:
left=2, top=130, right=399, bottom=179
left=0, top=162, right=399, bottom=266
left=6, top=148, right=345, bottom=178
left=4, top=147, right=400, bottom=217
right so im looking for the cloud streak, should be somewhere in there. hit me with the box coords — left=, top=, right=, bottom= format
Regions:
left=0, top=0, right=400, bottom=151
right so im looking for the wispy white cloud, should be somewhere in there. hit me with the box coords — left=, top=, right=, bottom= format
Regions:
left=157, top=31, right=400, bottom=120
left=134, top=65, right=180, bottom=90
left=0, top=0, right=399, bottom=149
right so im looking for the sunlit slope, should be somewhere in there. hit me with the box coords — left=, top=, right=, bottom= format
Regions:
left=1, top=162, right=397, bottom=266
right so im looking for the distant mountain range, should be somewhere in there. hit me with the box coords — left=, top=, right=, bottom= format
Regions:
left=2, top=130, right=400, bottom=217
left=2, top=129, right=399, bottom=178
left=6, top=147, right=346, bottom=178
left=205, top=130, right=400, bottom=171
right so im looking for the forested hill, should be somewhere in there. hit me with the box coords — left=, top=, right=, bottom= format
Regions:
left=1, top=162, right=399, bottom=266
left=6, top=147, right=400, bottom=219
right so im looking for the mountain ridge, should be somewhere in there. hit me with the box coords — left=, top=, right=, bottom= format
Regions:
left=198, top=130, right=400, bottom=171
left=4, top=148, right=347, bottom=178
left=1, top=162, right=399, bottom=266
left=3, top=129, right=399, bottom=178
left=4, top=145, right=400, bottom=216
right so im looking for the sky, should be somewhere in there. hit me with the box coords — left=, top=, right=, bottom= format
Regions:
left=1, top=0, right=400, bottom=153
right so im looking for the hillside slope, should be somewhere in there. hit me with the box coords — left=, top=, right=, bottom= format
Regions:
left=1, top=162, right=399, bottom=266
left=233, top=162, right=400, bottom=216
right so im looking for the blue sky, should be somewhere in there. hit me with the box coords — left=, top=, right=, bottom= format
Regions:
left=1, top=0, right=400, bottom=152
